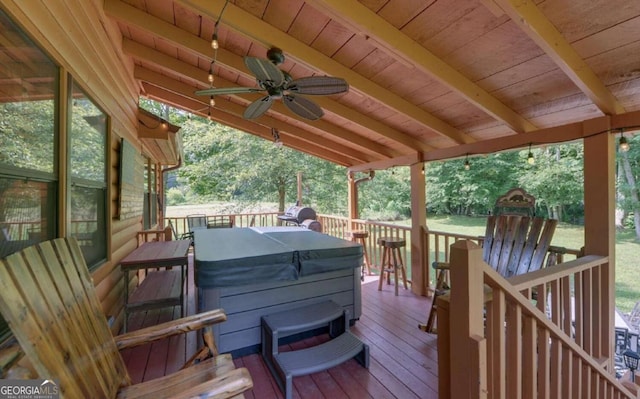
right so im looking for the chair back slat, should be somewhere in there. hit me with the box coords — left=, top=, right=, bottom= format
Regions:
left=482, top=215, right=557, bottom=278
left=0, top=238, right=129, bottom=398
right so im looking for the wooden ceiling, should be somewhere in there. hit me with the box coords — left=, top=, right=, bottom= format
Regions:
left=103, top=0, right=640, bottom=169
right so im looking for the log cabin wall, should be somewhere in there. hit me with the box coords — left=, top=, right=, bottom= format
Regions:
left=1, top=0, right=150, bottom=334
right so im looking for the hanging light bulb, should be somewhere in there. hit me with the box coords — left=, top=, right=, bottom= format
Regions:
left=209, top=96, right=216, bottom=107
left=161, top=120, right=168, bottom=130
left=527, top=143, right=535, bottom=165
left=463, top=154, right=470, bottom=170
left=421, top=164, right=425, bottom=175
left=207, top=63, right=215, bottom=84
left=619, top=130, right=630, bottom=152
left=211, top=32, right=219, bottom=50
left=207, top=108, right=213, bottom=121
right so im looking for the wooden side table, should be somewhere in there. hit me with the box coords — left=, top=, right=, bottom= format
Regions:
left=120, top=240, right=190, bottom=332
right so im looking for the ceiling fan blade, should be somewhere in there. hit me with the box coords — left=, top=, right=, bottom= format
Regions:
left=287, top=76, right=349, bottom=95
left=195, top=86, right=261, bottom=96
left=244, top=57, right=285, bottom=87
left=243, top=96, right=273, bottom=119
left=283, top=94, right=324, bottom=120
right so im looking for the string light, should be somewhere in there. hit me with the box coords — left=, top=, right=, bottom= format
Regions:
left=207, top=63, right=215, bottom=84
left=211, top=32, right=219, bottom=50
left=204, top=0, right=229, bottom=114
left=527, top=143, right=535, bottom=165
left=619, top=129, right=630, bottom=152
left=464, top=154, right=470, bottom=170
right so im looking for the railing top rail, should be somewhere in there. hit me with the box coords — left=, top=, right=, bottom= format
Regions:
left=426, top=229, right=484, bottom=241
left=507, top=254, right=608, bottom=291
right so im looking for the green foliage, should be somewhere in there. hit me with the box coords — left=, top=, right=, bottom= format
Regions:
left=0, top=101, right=56, bottom=173
left=166, top=187, right=186, bottom=205
left=174, top=115, right=347, bottom=214
left=425, top=144, right=586, bottom=222
left=359, top=168, right=411, bottom=220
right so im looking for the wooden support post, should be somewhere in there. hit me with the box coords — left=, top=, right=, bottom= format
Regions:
left=449, top=240, right=488, bottom=399
left=583, top=119, right=615, bottom=367
left=347, top=171, right=358, bottom=230
left=410, top=162, right=427, bottom=296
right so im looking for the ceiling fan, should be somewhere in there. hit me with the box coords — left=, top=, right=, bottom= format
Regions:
left=195, top=48, right=349, bottom=121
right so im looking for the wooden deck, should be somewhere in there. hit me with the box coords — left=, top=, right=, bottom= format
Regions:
left=121, top=255, right=439, bottom=398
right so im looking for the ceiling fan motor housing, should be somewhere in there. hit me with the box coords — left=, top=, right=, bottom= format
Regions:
left=267, top=47, right=285, bottom=65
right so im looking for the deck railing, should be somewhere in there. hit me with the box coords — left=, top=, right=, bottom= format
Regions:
left=163, top=213, right=580, bottom=290
left=437, top=240, right=633, bottom=399
left=318, top=214, right=411, bottom=275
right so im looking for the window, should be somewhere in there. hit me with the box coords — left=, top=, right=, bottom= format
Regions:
left=0, top=8, right=58, bottom=343
left=0, top=10, right=110, bottom=343
left=68, top=81, right=107, bottom=268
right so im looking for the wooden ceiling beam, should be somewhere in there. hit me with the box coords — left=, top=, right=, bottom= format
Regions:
left=106, top=0, right=425, bottom=154
left=423, top=110, right=640, bottom=162
left=348, top=153, right=421, bottom=173
left=141, top=83, right=358, bottom=167
left=308, top=0, right=537, bottom=134
left=177, top=0, right=475, bottom=145
left=135, top=68, right=377, bottom=164
left=123, top=40, right=393, bottom=159
left=493, top=0, right=625, bottom=116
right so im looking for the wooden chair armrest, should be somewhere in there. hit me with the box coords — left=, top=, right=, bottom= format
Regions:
left=432, top=261, right=450, bottom=270
left=175, top=367, right=253, bottom=399
left=548, top=245, right=567, bottom=254
left=115, top=308, right=227, bottom=350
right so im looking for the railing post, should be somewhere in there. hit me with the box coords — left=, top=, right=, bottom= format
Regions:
left=449, top=239, right=488, bottom=399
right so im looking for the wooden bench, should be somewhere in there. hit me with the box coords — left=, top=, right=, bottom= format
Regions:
left=0, top=238, right=252, bottom=398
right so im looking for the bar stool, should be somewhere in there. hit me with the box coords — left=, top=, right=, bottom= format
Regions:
left=346, top=230, right=372, bottom=277
left=377, top=237, right=408, bottom=295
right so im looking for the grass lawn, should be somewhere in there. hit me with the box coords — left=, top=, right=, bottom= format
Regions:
left=423, top=214, right=640, bottom=314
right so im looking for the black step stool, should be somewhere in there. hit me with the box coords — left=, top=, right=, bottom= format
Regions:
left=261, top=300, right=369, bottom=399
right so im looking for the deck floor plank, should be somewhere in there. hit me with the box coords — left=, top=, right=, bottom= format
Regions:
left=122, top=258, right=439, bottom=398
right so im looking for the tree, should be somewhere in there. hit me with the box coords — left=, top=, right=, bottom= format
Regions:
left=617, top=134, right=640, bottom=239
left=425, top=152, right=520, bottom=215
left=518, top=144, right=584, bottom=222
left=176, top=118, right=347, bottom=214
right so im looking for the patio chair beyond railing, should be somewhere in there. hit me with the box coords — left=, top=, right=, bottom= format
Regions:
left=0, top=238, right=252, bottom=398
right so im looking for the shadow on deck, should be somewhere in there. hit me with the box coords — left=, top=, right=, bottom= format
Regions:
left=121, top=255, right=439, bottom=398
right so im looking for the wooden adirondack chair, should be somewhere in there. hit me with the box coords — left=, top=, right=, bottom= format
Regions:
left=0, top=238, right=252, bottom=398
left=421, top=188, right=558, bottom=333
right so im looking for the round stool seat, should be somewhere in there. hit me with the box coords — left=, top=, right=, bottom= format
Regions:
left=349, top=230, right=369, bottom=239
left=378, top=237, right=405, bottom=249
left=383, top=238, right=407, bottom=248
